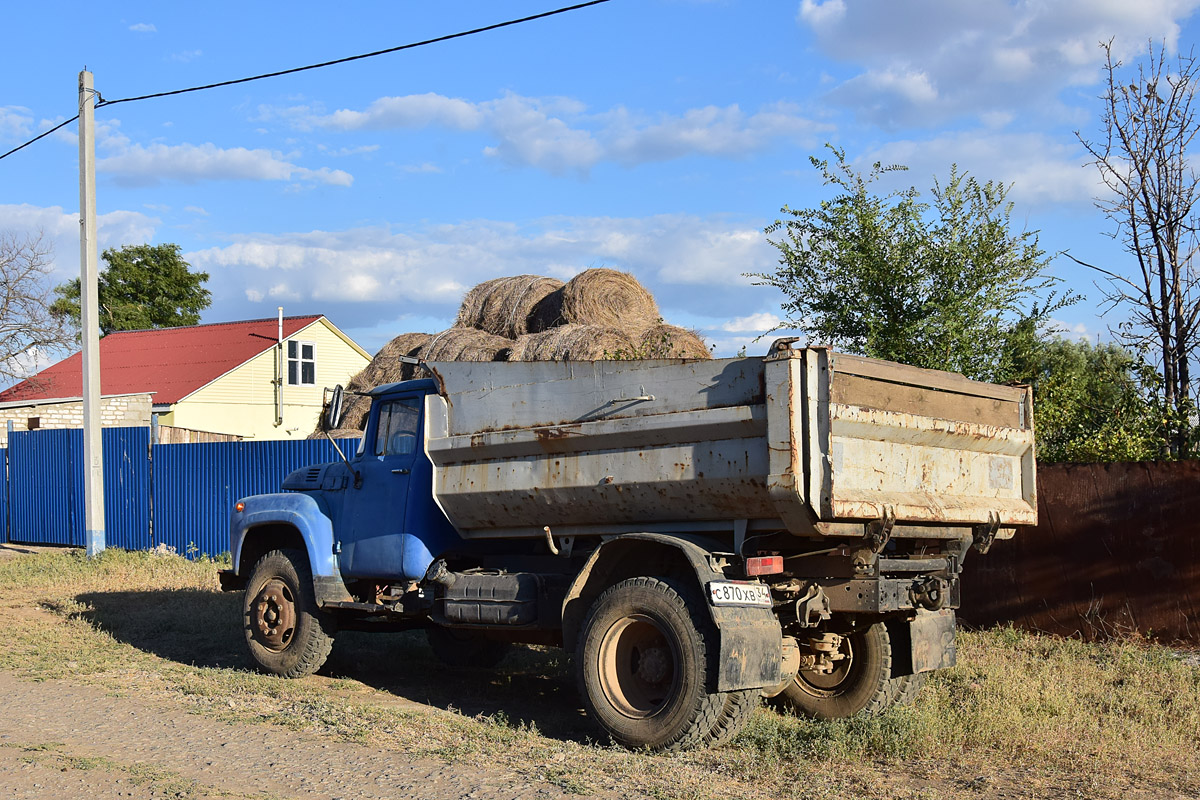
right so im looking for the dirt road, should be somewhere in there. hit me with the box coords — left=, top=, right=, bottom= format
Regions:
left=0, top=671, right=618, bottom=800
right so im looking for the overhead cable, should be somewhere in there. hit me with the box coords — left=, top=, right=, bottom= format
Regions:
left=0, top=0, right=611, bottom=162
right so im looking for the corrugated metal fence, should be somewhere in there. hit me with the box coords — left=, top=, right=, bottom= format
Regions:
left=1, top=427, right=359, bottom=556
left=153, top=438, right=362, bottom=557
left=961, top=461, right=1200, bottom=643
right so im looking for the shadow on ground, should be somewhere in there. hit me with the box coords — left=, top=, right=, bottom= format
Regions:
left=73, top=589, right=596, bottom=743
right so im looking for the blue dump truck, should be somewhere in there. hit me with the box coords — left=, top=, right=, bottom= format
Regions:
left=219, top=341, right=1037, bottom=751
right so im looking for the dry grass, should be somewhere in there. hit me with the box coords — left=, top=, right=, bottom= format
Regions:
left=1, top=547, right=1196, bottom=800
left=420, top=327, right=513, bottom=362
left=455, top=275, right=564, bottom=338
left=509, top=324, right=636, bottom=361
left=633, top=325, right=712, bottom=360
left=560, top=268, right=659, bottom=336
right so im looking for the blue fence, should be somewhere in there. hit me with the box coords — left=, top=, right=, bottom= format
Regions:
left=153, top=438, right=360, bottom=557
left=1, top=428, right=359, bottom=556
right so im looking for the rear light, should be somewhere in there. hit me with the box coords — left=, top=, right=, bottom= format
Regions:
left=234, top=502, right=245, bottom=512
left=745, top=555, right=783, bottom=576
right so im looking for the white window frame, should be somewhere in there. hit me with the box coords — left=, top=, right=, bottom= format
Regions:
left=287, top=340, right=317, bottom=386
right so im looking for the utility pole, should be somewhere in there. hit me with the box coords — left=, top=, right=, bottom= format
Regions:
left=79, top=69, right=105, bottom=558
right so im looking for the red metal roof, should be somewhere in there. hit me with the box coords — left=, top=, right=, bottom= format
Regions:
left=0, top=315, right=325, bottom=405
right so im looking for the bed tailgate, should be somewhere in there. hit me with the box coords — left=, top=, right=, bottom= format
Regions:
left=766, top=345, right=1037, bottom=533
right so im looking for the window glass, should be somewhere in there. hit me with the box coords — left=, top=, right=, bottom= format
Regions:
left=287, top=340, right=316, bottom=386
left=373, top=397, right=421, bottom=456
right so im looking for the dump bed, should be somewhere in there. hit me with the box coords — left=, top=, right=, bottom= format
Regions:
left=422, top=343, right=1036, bottom=540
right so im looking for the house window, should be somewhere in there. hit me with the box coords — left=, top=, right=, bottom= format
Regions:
left=287, top=340, right=316, bottom=386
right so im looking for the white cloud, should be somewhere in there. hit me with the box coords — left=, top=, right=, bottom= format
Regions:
left=1046, top=318, right=1091, bottom=339
left=798, top=0, right=846, bottom=27
left=798, top=0, right=1200, bottom=128
left=3, top=346, right=59, bottom=383
left=401, top=162, right=441, bottom=174
left=188, top=215, right=781, bottom=339
left=323, top=144, right=380, bottom=157
left=0, top=106, right=33, bottom=140
left=286, top=92, right=824, bottom=174
left=184, top=206, right=209, bottom=216
left=97, top=141, right=352, bottom=187
left=862, top=131, right=1103, bottom=207
left=721, top=312, right=784, bottom=333
left=319, top=93, right=485, bottom=131
left=169, top=49, right=202, bottom=63
left=0, top=203, right=158, bottom=279
left=129, top=22, right=156, bottom=33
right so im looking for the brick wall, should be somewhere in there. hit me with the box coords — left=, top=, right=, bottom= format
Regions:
left=0, top=394, right=153, bottom=446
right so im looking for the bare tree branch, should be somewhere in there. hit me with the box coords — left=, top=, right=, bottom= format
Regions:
left=0, top=232, right=72, bottom=387
left=1076, top=39, right=1200, bottom=458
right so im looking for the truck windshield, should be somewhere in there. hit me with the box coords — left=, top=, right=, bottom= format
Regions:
left=374, top=397, right=421, bottom=456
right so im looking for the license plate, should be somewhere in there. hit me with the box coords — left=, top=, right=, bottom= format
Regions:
left=708, top=581, right=772, bottom=607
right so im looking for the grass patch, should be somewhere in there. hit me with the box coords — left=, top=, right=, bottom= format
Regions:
left=0, top=547, right=1197, bottom=800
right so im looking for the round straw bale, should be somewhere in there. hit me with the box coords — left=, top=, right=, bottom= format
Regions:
left=337, top=393, right=372, bottom=432
left=358, top=332, right=432, bottom=386
left=421, top=327, right=513, bottom=362
left=560, top=268, right=659, bottom=335
left=455, top=275, right=565, bottom=338
left=637, top=324, right=712, bottom=360
left=509, top=324, right=635, bottom=361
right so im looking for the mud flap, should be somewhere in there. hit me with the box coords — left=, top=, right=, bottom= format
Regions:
left=910, top=609, right=957, bottom=674
left=709, top=604, right=783, bottom=692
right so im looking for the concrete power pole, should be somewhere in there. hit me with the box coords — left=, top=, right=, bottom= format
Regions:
left=78, top=69, right=105, bottom=558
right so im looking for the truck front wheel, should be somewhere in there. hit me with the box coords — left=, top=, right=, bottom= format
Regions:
left=576, top=576, right=726, bottom=751
left=775, top=622, right=893, bottom=719
left=243, top=548, right=335, bottom=678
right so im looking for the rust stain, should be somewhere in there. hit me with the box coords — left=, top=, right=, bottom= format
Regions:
left=962, top=461, right=1200, bottom=644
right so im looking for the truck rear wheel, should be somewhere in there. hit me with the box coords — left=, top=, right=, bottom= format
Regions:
left=426, top=625, right=512, bottom=668
left=576, top=576, right=725, bottom=751
left=775, top=622, right=893, bottom=719
left=243, top=548, right=335, bottom=678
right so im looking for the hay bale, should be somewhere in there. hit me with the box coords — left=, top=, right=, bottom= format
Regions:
left=560, top=268, right=658, bottom=335
left=637, top=324, right=712, bottom=360
left=307, top=427, right=364, bottom=440
left=509, top=324, right=635, bottom=361
left=421, top=327, right=513, bottom=362
left=361, top=332, right=432, bottom=386
left=455, top=275, right=565, bottom=338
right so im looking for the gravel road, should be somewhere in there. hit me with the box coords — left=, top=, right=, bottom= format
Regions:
left=0, top=671, right=620, bottom=800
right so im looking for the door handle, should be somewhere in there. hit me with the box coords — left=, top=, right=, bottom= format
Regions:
left=391, top=468, right=410, bottom=475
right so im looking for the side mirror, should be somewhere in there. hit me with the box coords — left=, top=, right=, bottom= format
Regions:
left=322, top=385, right=345, bottom=432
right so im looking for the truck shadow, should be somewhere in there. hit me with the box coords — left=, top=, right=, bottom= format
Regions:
left=73, top=589, right=596, bottom=743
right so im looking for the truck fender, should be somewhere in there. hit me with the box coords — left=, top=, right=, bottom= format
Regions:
left=230, top=493, right=353, bottom=605
left=562, top=533, right=782, bottom=692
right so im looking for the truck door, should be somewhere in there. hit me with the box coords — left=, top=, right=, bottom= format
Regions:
left=338, top=394, right=423, bottom=580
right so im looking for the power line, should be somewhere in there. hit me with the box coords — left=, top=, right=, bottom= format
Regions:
left=0, top=116, right=79, bottom=161
left=0, top=0, right=611, bottom=162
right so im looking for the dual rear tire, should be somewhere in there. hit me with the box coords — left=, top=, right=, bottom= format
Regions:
left=773, top=622, right=926, bottom=719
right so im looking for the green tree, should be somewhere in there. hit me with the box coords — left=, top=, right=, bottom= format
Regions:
left=751, top=146, right=1073, bottom=382
left=51, top=243, right=211, bottom=336
left=999, top=327, right=1160, bottom=462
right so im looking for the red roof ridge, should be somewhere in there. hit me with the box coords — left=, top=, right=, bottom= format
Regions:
left=101, top=314, right=324, bottom=337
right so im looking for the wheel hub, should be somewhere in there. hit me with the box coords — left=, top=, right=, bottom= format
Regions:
left=799, top=633, right=853, bottom=692
left=598, top=614, right=679, bottom=719
left=252, top=578, right=297, bottom=652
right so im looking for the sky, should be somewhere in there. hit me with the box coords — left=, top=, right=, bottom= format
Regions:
left=3, top=0, right=1200, bottom=378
